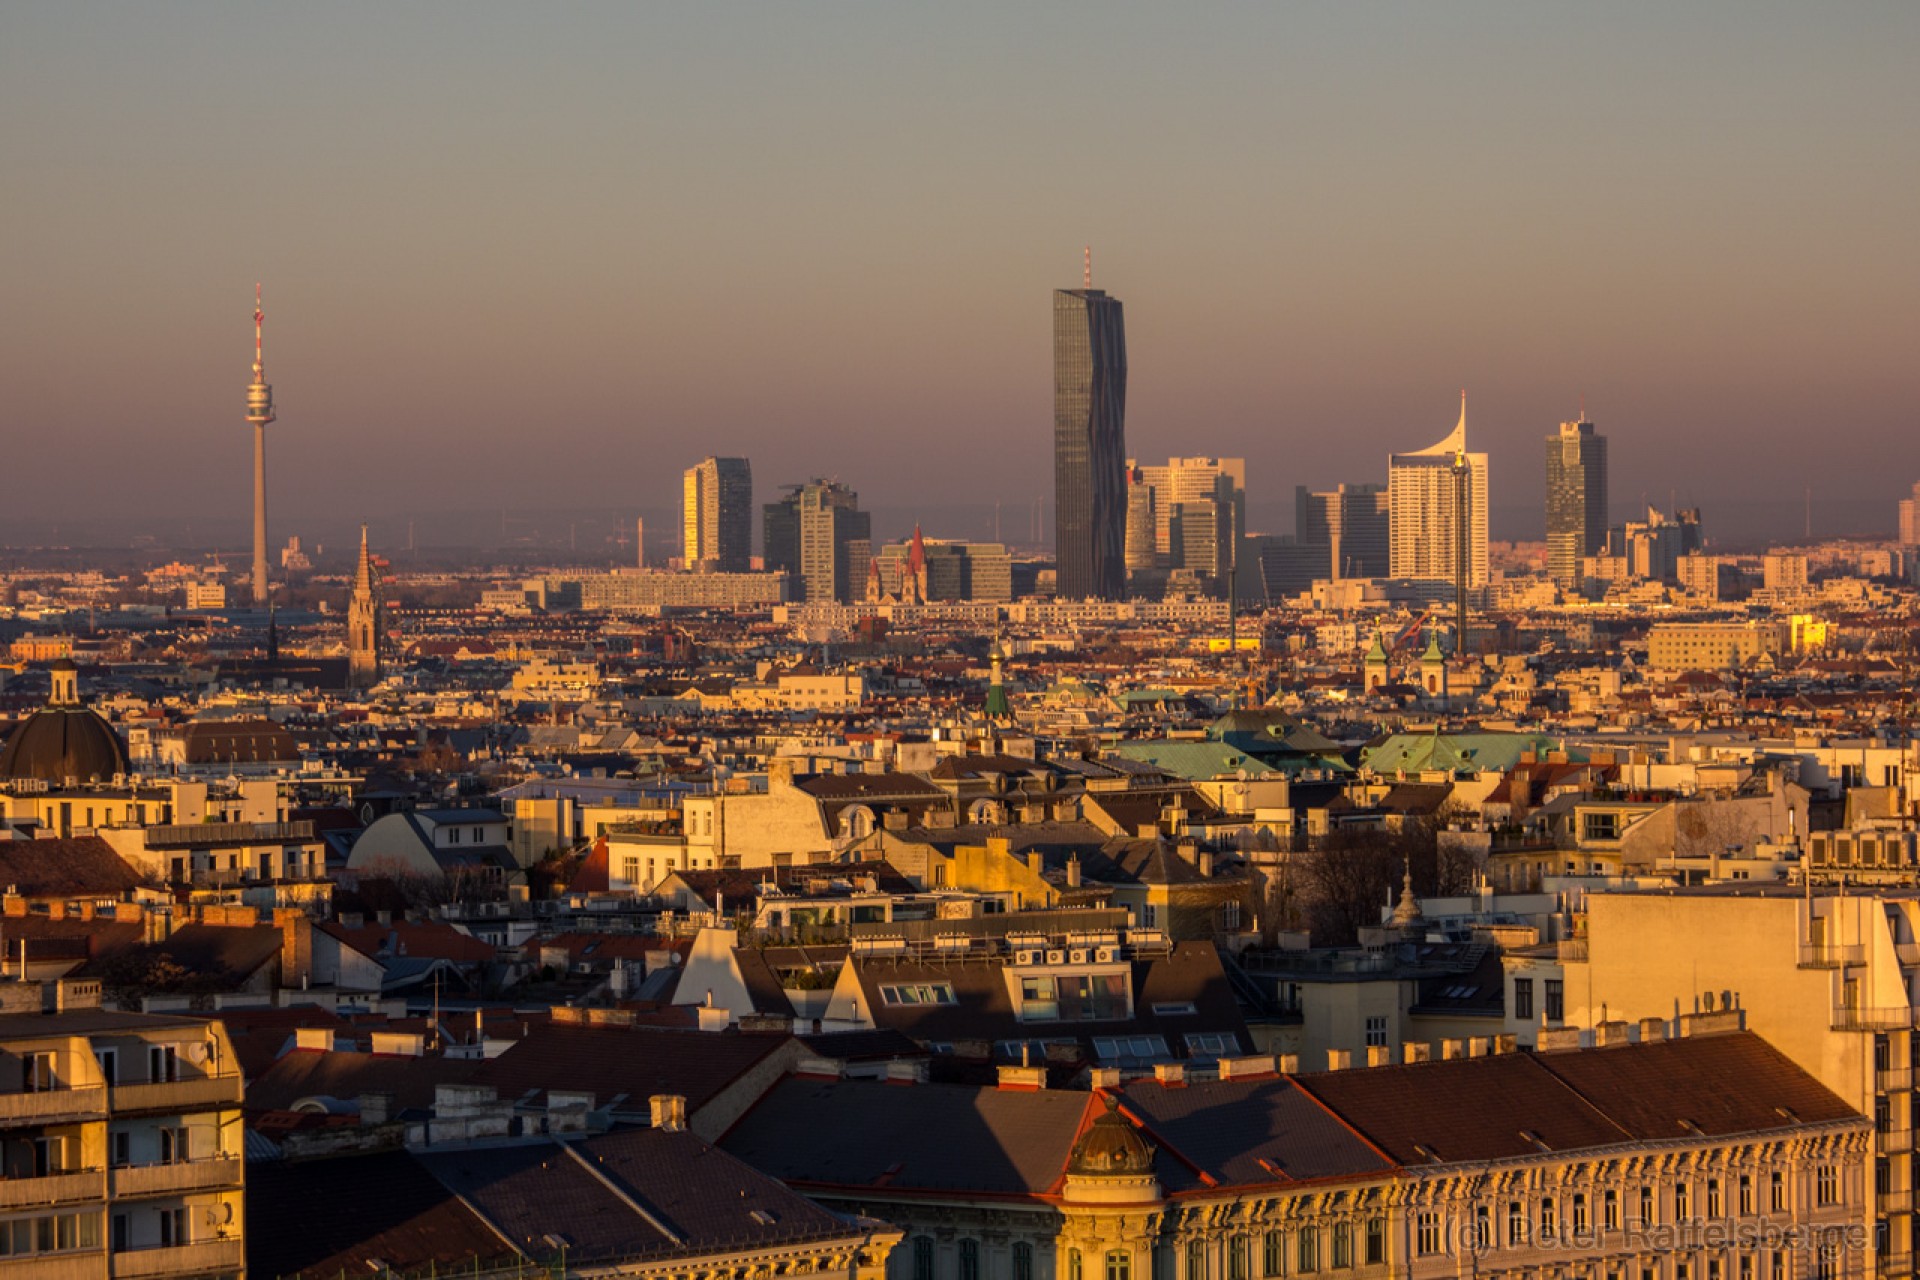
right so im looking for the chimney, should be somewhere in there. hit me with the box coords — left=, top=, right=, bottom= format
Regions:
left=1198, top=848, right=1215, bottom=878
left=1088, top=1067, right=1123, bottom=1089
left=1639, top=1017, right=1669, bottom=1043
left=1492, top=1034, right=1518, bottom=1055
left=1403, top=1042, right=1433, bottom=1063
left=1593, top=1020, right=1631, bottom=1047
left=358, top=1092, right=393, bottom=1126
left=649, top=1094, right=687, bottom=1131
left=1467, top=1037, right=1491, bottom=1058
left=1326, top=1049, right=1353, bottom=1071
left=1154, top=1062, right=1187, bottom=1087
left=1277, top=1054, right=1300, bottom=1075
left=1066, top=856, right=1081, bottom=889
left=1441, top=1039, right=1466, bottom=1061
left=997, top=1064, right=1046, bottom=1091
left=1366, top=1045, right=1394, bottom=1068
left=275, top=908, right=312, bottom=988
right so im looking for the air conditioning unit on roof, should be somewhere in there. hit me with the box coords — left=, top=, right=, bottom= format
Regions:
left=1045, top=950, right=1065, bottom=965
left=1095, top=947, right=1118, bottom=963
left=1069, top=949, right=1089, bottom=965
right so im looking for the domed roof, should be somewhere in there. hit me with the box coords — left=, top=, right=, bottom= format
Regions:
left=1068, top=1095, right=1156, bottom=1177
left=0, top=668, right=129, bottom=785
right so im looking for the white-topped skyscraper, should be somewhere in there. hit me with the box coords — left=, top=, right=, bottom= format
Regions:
left=244, top=285, right=276, bottom=606
left=1388, top=391, right=1489, bottom=590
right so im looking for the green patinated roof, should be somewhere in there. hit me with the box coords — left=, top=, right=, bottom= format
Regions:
left=1111, top=740, right=1276, bottom=779
left=1361, top=730, right=1572, bottom=776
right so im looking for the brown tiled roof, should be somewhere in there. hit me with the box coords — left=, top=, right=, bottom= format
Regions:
left=797, top=772, right=947, bottom=800
left=0, top=836, right=145, bottom=898
left=246, top=1149, right=508, bottom=1280
left=473, top=1024, right=794, bottom=1113
left=1117, top=1076, right=1396, bottom=1189
left=722, top=1075, right=1096, bottom=1196
left=245, top=1048, right=487, bottom=1115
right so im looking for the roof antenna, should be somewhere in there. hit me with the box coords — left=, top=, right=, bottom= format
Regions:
left=1084, top=245, right=1092, bottom=290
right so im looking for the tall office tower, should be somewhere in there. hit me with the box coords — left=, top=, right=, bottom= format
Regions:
left=1133, top=457, right=1248, bottom=565
left=244, top=285, right=275, bottom=605
left=1053, top=268, right=1128, bottom=600
left=1388, top=393, right=1489, bottom=589
left=1169, top=483, right=1236, bottom=583
left=1123, top=466, right=1157, bottom=572
left=348, top=524, right=384, bottom=688
left=1545, top=418, right=1608, bottom=588
left=682, top=456, right=753, bottom=572
left=1899, top=482, right=1920, bottom=546
left=765, top=480, right=870, bottom=602
left=1295, top=483, right=1390, bottom=580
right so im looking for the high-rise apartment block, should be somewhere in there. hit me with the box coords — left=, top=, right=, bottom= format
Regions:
left=1295, top=483, right=1389, bottom=580
left=1899, top=481, right=1920, bottom=547
left=764, top=480, right=870, bottom=604
left=1545, top=418, right=1607, bottom=588
left=682, top=456, right=753, bottom=573
left=0, top=979, right=246, bottom=1278
left=1053, top=284, right=1128, bottom=601
left=875, top=538, right=1012, bottom=603
left=1388, top=395, right=1489, bottom=589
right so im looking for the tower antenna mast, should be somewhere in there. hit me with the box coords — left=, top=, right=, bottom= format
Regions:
left=1084, top=245, right=1092, bottom=290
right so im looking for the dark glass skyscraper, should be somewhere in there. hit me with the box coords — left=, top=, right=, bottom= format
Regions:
left=1053, top=287, right=1127, bottom=600
left=1546, top=418, right=1608, bottom=587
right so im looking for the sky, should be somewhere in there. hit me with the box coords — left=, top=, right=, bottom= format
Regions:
left=4, top=3, right=1917, bottom=553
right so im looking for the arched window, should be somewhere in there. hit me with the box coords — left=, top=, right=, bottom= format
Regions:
left=914, top=1237, right=936, bottom=1280
left=1188, top=1239, right=1208, bottom=1280
left=961, top=1240, right=981, bottom=1280
left=1108, top=1251, right=1132, bottom=1280
left=1228, top=1237, right=1248, bottom=1280
left=1013, top=1243, right=1034, bottom=1280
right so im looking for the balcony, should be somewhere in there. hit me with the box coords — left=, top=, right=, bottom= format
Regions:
left=1882, top=1189, right=1913, bottom=1215
left=1884, top=1130, right=1916, bottom=1155
left=1557, top=939, right=1589, bottom=962
left=0, top=1168, right=105, bottom=1210
left=111, top=1237, right=244, bottom=1279
left=1877, top=1253, right=1912, bottom=1278
left=0, top=1085, right=107, bottom=1125
left=108, top=1074, right=242, bottom=1115
left=1835, top=1006, right=1915, bottom=1032
left=1801, top=943, right=1867, bottom=969
left=112, top=1156, right=242, bottom=1198
left=0, top=1253, right=104, bottom=1280
left=1881, top=1067, right=1916, bottom=1094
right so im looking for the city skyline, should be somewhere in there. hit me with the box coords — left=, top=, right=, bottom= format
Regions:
left=3, top=4, right=1915, bottom=545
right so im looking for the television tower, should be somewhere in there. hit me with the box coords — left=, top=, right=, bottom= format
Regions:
left=244, top=285, right=276, bottom=606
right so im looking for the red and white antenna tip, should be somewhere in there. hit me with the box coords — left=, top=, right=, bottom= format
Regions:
left=1083, top=245, right=1092, bottom=289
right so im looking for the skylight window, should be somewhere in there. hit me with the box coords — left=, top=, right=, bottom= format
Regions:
left=878, top=983, right=957, bottom=1007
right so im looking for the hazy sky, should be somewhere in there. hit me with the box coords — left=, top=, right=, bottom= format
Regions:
left=4, top=3, right=1916, bottom=548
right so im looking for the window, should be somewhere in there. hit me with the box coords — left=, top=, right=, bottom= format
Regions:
left=1262, top=1231, right=1284, bottom=1277
left=1229, top=1237, right=1248, bottom=1280
left=1014, top=1244, right=1034, bottom=1280
left=24, top=1052, right=57, bottom=1093
left=1152, top=1002, right=1198, bottom=1017
left=109, top=1132, right=130, bottom=1169
left=1189, top=1239, right=1209, bottom=1280
left=1640, top=1186, right=1656, bottom=1226
left=1416, top=1212, right=1441, bottom=1256
left=1019, top=975, right=1127, bottom=1021
left=1816, top=1164, right=1838, bottom=1207
left=1109, top=1251, right=1132, bottom=1280
left=1473, top=1205, right=1491, bottom=1250
left=1739, top=1175, right=1753, bottom=1216
left=1507, top=1202, right=1525, bottom=1246
left=94, top=1048, right=117, bottom=1087
left=880, top=984, right=958, bottom=1007
left=1707, top=1179, right=1722, bottom=1219
left=1741, top=1257, right=1754, bottom=1280
left=1771, top=1253, right=1785, bottom=1280
left=147, top=1045, right=178, bottom=1084
left=158, top=1208, right=186, bottom=1248
left=1514, top=979, right=1534, bottom=1020
left=1770, top=1170, right=1785, bottom=1213
left=1093, top=1035, right=1173, bottom=1064
left=1540, top=1198, right=1556, bottom=1239
left=1364, top=1017, right=1387, bottom=1048
left=1364, top=1220, right=1384, bottom=1267
left=1675, top=1182, right=1690, bottom=1221
left=1296, top=1230, right=1318, bottom=1275
left=961, top=1240, right=980, bottom=1280
left=1330, top=1222, right=1351, bottom=1270
left=1544, top=979, right=1564, bottom=1021
left=913, top=1238, right=934, bottom=1280
left=1184, top=1033, right=1240, bottom=1058
left=1603, top=1190, right=1619, bottom=1231
left=158, top=1126, right=188, bottom=1165
left=1572, top=1194, right=1589, bottom=1235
